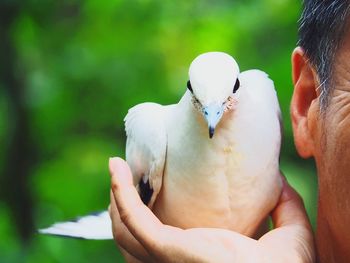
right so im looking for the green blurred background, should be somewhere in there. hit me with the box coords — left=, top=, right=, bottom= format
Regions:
left=0, top=0, right=317, bottom=262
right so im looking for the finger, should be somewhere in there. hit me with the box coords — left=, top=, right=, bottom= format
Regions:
left=109, top=157, right=165, bottom=252
left=271, top=176, right=311, bottom=228
left=109, top=191, right=152, bottom=262
left=259, top=177, right=315, bottom=262
left=118, top=246, right=145, bottom=263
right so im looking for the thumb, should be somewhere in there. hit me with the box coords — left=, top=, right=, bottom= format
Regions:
left=109, top=157, right=164, bottom=250
left=260, top=177, right=315, bottom=262
left=271, top=177, right=311, bottom=229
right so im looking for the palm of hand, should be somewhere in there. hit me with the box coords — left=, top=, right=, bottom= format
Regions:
left=109, top=158, right=315, bottom=263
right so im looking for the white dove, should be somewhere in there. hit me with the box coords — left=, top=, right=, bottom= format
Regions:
left=40, top=51, right=282, bottom=240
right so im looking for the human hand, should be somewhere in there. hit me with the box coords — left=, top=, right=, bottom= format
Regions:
left=109, top=157, right=315, bottom=263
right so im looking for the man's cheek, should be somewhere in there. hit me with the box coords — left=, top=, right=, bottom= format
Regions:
left=328, top=91, right=350, bottom=126
left=323, top=93, right=350, bottom=164
left=329, top=135, right=350, bottom=180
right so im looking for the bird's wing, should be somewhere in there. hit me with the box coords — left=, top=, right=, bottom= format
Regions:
left=239, top=69, right=283, bottom=166
left=124, top=102, right=167, bottom=209
left=39, top=103, right=167, bottom=239
left=239, top=69, right=281, bottom=121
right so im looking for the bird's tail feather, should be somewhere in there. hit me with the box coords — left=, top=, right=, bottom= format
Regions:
left=39, top=211, right=113, bottom=240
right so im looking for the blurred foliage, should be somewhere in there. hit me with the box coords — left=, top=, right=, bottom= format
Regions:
left=0, top=0, right=317, bottom=262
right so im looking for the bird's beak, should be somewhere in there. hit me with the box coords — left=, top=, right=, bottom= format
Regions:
left=203, top=104, right=225, bottom=139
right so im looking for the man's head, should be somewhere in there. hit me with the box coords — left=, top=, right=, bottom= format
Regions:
left=298, top=0, right=350, bottom=109
left=291, top=1, right=350, bottom=262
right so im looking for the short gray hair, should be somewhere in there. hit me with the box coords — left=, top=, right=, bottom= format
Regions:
left=298, top=0, right=350, bottom=110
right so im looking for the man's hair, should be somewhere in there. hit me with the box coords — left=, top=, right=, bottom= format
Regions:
left=298, top=0, right=350, bottom=109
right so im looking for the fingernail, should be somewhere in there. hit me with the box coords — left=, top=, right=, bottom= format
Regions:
left=109, top=157, right=127, bottom=177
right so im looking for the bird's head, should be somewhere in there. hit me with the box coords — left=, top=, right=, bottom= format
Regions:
left=187, top=52, right=240, bottom=139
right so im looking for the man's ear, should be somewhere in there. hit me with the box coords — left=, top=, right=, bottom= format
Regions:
left=291, top=47, right=318, bottom=158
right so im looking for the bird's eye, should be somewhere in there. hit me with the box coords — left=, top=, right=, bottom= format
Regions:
left=233, top=78, right=240, bottom=93
left=187, top=80, right=193, bottom=93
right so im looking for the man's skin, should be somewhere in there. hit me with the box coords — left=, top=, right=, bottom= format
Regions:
left=292, top=36, right=350, bottom=262
left=109, top=38, right=350, bottom=262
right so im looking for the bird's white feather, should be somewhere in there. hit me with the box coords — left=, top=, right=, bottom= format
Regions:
left=189, top=52, right=240, bottom=105
left=39, top=211, right=113, bottom=240
left=40, top=52, right=282, bottom=241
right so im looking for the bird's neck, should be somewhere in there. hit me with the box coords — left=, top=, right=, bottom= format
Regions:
left=177, top=91, right=237, bottom=135
left=175, top=92, right=214, bottom=140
